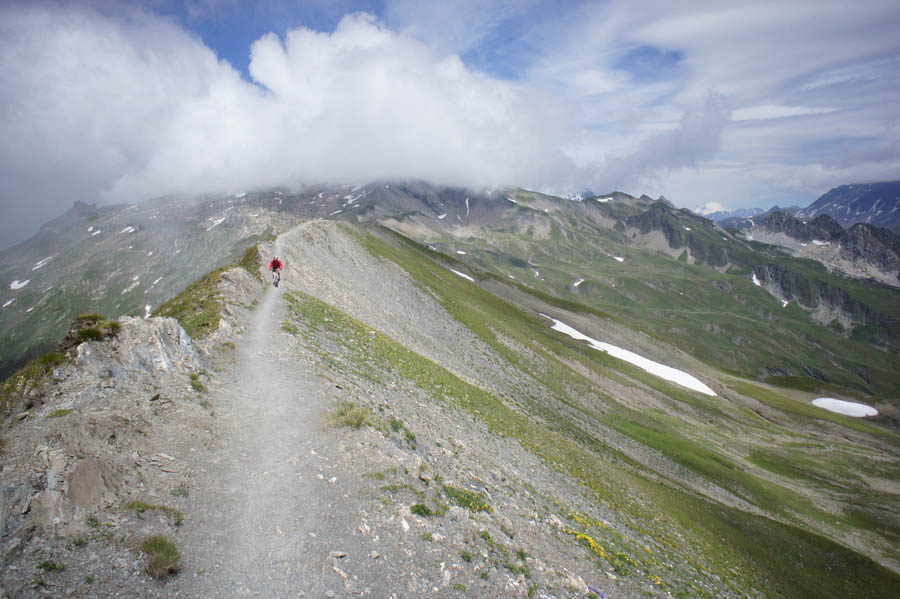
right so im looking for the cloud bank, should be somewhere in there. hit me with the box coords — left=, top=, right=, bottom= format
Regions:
left=0, top=5, right=577, bottom=247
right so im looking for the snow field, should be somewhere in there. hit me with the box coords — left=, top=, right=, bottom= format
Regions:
left=541, top=315, right=716, bottom=396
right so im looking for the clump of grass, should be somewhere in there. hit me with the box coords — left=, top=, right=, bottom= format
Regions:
left=189, top=372, right=207, bottom=393
left=444, top=485, right=492, bottom=513
left=237, top=244, right=264, bottom=281
left=36, top=561, right=66, bottom=573
left=154, top=268, right=227, bottom=339
left=47, top=408, right=73, bottom=418
left=0, top=350, right=67, bottom=417
left=326, top=401, right=372, bottom=429
left=421, top=531, right=433, bottom=541
left=71, top=537, right=88, bottom=548
left=410, top=503, right=436, bottom=517
left=125, top=500, right=183, bottom=526
left=390, top=418, right=404, bottom=432
left=453, top=583, right=467, bottom=591
left=171, top=484, right=189, bottom=498
left=76, top=327, right=104, bottom=342
left=138, top=535, right=180, bottom=579
left=460, top=550, right=472, bottom=562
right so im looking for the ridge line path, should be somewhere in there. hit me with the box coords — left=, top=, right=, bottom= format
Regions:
left=176, top=241, right=353, bottom=598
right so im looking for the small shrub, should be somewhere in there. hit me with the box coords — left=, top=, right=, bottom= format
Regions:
left=421, top=531, right=433, bottom=541
left=71, top=537, right=88, bottom=548
left=516, top=548, right=528, bottom=560
left=410, top=503, right=435, bottom=517
left=85, top=575, right=95, bottom=583
left=453, top=583, right=467, bottom=591
left=460, top=550, right=472, bottom=562
left=189, top=373, right=207, bottom=393
left=76, top=327, right=104, bottom=342
left=125, top=501, right=183, bottom=526
left=480, top=571, right=489, bottom=579
left=444, top=485, right=492, bottom=513
left=86, top=516, right=100, bottom=528
left=390, top=418, right=404, bottom=432
left=138, top=535, right=180, bottom=579
left=47, top=409, right=73, bottom=418
left=37, top=561, right=66, bottom=573
left=327, top=402, right=371, bottom=429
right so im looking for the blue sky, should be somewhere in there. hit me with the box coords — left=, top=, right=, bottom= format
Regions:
left=1, top=0, right=899, bottom=246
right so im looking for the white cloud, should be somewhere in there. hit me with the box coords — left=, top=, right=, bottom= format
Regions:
left=0, top=5, right=577, bottom=247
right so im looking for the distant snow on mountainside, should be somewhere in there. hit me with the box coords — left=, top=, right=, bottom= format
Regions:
left=796, top=181, right=900, bottom=230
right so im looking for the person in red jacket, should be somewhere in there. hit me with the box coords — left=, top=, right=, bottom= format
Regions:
left=269, top=256, right=283, bottom=287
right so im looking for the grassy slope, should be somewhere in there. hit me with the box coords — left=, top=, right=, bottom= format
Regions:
left=338, top=224, right=900, bottom=599
left=436, top=196, right=900, bottom=398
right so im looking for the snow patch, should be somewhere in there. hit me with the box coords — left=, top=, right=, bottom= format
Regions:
left=121, top=279, right=140, bottom=294
left=812, top=239, right=828, bottom=246
left=683, top=226, right=692, bottom=231
left=10, top=279, right=29, bottom=290
left=329, top=210, right=343, bottom=216
left=2, top=299, right=13, bottom=308
left=456, top=250, right=467, bottom=255
left=88, top=226, right=94, bottom=232
left=595, top=197, right=612, bottom=203
left=26, top=307, right=34, bottom=313
left=465, top=198, right=470, bottom=217
left=782, top=300, right=790, bottom=308
left=812, top=398, right=877, bottom=417
left=207, top=217, right=226, bottom=230
left=542, top=315, right=716, bottom=396
left=32, top=256, right=53, bottom=270
left=91, top=229, right=102, bottom=236
left=506, top=196, right=517, bottom=204
left=573, top=278, right=585, bottom=287
left=145, top=304, right=152, bottom=318
left=152, top=277, right=163, bottom=285
left=120, top=226, right=135, bottom=234
left=234, top=192, right=246, bottom=198
left=449, top=269, right=474, bottom=282
left=613, top=256, right=624, bottom=263
left=437, top=213, right=447, bottom=220
left=752, top=273, right=762, bottom=287
left=147, top=251, right=153, bottom=257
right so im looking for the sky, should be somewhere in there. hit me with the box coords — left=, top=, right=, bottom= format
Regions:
left=1, top=0, right=899, bottom=249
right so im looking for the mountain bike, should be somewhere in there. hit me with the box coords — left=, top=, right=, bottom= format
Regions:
left=271, top=269, right=281, bottom=287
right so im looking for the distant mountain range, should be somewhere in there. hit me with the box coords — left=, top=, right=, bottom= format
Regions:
left=694, top=203, right=765, bottom=221
left=796, top=181, right=900, bottom=231
left=705, top=181, right=900, bottom=231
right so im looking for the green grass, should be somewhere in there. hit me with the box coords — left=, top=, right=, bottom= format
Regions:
left=410, top=503, right=436, bottom=517
left=138, top=535, right=180, bottom=579
left=325, top=401, right=372, bottom=429
left=125, top=500, right=184, bottom=526
left=36, top=561, right=66, bottom=573
left=238, top=244, right=264, bottom=281
left=189, top=372, right=207, bottom=393
left=47, top=408, right=73, bottom=418
left=443, top=485, right=492, bottom=513
left=0, top=350, right=67, bottom=417
left=153, top=267, right=228, bottom=339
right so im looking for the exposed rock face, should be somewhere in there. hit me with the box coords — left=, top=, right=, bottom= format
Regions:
left=752, top=211, right=900, bottom=285
left=751, top=264, right=899, bottom=341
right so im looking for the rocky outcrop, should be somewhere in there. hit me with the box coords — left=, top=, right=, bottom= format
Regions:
left=840, top=223, right=900, bottom=273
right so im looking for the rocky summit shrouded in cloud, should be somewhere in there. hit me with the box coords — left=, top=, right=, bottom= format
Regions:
left=2, top=0, right=900, bottom=249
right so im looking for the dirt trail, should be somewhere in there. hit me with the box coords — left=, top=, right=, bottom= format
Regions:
left=177, top=242, right=347, bottom=597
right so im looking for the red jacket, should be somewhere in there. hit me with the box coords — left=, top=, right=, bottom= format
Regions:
left=269, top=258, right=283, bottom=271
